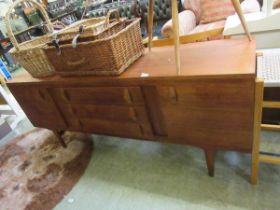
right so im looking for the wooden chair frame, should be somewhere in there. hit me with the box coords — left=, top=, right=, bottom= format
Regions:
left=147, top=0, right=252, bottom=75
left=251, top=79, right=280, bottom=184
left=251, top=79, right=264, bottom=184
left=147, top=28, right=225, bottom=47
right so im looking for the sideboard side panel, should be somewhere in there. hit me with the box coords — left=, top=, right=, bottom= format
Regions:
left=8, top=85, right=67, bottom=130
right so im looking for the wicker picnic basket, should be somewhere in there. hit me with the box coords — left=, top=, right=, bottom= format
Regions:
left=43, top=10, right=144, bottom=76
left=5, top=0, right=107, bottom=78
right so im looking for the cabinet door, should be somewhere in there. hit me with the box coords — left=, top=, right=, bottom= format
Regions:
left=156, top=78, right=255, bottom=151
left=9, top=86, right=67, bottom=130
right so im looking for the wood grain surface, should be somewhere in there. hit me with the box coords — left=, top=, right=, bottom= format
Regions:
left=7, top=38, right=257, bottom=177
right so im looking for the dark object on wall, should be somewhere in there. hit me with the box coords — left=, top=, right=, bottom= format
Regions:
left=24, top=7, right=43, bottom=25
left=0, top=30, right=14, bottom=67
left=46, top=0, right=81, bottom=24
left=14, top=5, right=30, bottom=25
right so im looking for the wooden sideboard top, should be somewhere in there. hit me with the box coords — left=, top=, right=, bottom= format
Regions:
left=8, top=38, right=256, bottom=86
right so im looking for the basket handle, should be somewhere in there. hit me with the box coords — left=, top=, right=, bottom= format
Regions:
left=70, top=9, right=121, bottom=49
left=67, top=57, right=86, bottom=66
left=4, top=0, right=54, bottom=51
left=105, top=9, right=121, bottom=28
left=81, top=0, right=90, bottom=20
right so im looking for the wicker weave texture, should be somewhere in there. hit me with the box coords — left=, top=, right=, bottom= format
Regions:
left=57, top=17, right=106, bottom=41
left=5, top=0, right=107, bottom=78
left=44, top=18, right=144, bottom=76
left=5, top=0, right=56, bottom=78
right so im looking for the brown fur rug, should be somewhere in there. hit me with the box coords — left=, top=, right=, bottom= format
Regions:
left=0, top=128, right=93, bottom=210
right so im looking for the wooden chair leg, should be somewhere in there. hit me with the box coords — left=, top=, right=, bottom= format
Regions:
left=53, top=130, right=67, bottom=148
left=171, top=0, right=181, bottom=75
left=251, top=79, right=264, bottom=184
left=148, top=0, right=154, bottom=51
left=204, top=149, right=216, bottom=177
left=231, top=0, right=252, bottom=41
left=251, top=159, right=260, bottom=184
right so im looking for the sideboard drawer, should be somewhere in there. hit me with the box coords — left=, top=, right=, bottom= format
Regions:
left=70, top=104, right=138, bottom=122
left=157, top=80, right=253, bottom=109
left=77, top=119, right=144, bottom=138
left=55, top=103, right=153, bottom=138
left=51, top=87, right=144, bottom=105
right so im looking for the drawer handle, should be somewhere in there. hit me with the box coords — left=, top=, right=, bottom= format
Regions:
left=78, top=120, right=83, bottom=127
left=168, top=87, right=178, bottom=102
left=130, top=108, right=137, bottom=122
left=139, top=125, right=144, bottom=136
left=61, top=89, right=70, bottom=101
left=68, top=105, right=76, bottom=115
left=38, top=90, right=46, bottom=101
left=67, top=57, right=86, bottom=66
left=124, top=89, right=133, bottom=104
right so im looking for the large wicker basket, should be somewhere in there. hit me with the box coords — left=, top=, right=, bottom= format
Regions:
left=5, top=0, right=107, bottom=78
left=44, top=12, right=144, bottom=76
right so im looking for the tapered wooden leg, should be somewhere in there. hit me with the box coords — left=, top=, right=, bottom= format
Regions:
left=148, top=0, right=154, bottom=51
left=53, top=130, right=67, bottom=148
left=171, top=0, right=181, bottom=75
left=204, top=149, right=216, bottom=177
left=231, top=0, right=252, bottom=41
left=251, top=159, right=259, bottom=185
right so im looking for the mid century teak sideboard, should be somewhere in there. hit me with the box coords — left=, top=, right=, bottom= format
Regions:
left=7, top=38, right=263, bottom=182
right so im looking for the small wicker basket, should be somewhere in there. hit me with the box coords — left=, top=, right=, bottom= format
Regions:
left=44, top=10, right=144, bottom=76
left=5, top=0, right=56, bottom=78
